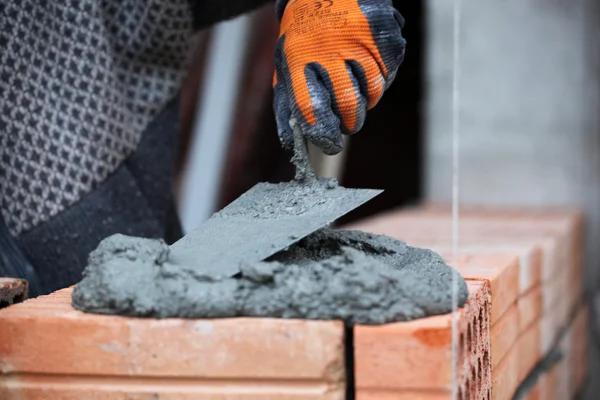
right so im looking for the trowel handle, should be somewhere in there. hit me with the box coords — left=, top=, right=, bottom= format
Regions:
left=289, top=119, right=316, bottom=182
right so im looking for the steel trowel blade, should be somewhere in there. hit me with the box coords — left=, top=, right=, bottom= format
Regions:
left=169, top=180, right=382, bottom=278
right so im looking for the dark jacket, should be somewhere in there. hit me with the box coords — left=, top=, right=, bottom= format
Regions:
left=0, top=0, right=275, bottom=296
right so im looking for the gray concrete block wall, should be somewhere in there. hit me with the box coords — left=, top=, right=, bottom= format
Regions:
left=423, top=1, right=600, bottom=397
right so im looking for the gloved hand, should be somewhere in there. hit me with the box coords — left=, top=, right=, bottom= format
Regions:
left=273, top=0, right=406, bottom=155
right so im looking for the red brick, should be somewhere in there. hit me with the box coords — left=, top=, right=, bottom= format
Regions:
left=518, top=285, right=542, bottom=334
left=382, top=236, right=542, bottom=297
left=354, top=282, right=491, bottom=399
left=0, top=289, right=346, bottom=400
left=569, top=305, right=588, bottom=397
left=532, top=304, right=581, bottom=399
left=491, top=342, right=519, bottom=400
left=344, top=206, right=579, bottom=286
left=346, top=205, right=582, bottom=337
left=556, top=330, right=572, bottom=399
left=540, top=271, right=580, bottom=356
left=346, top=205, right=585, bottom=400
left=540, top=356, right=566, bottom=400
left=490, top=312, right=541, bottom=400
left=524, top=384, right=540, bottom=400
left=517, top=322, right=542, bottom=384
left=357, top=390, right=454, bottom=400
left=1, top=206, right=584, bottom=399
left=542, top=264, right=569, bottom=315
left=538, top=365, right=559, bottom=400
left=445, top=254, right=519, bottom=325
left=534, top=307, right=587, bottom=400
left=490, top=304, right=519, bottom=371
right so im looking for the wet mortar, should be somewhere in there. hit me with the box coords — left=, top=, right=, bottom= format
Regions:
left=72, top=228, right=469, bottom=325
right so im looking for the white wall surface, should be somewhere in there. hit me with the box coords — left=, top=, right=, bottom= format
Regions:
left=424, top=1, right=600, bottom=397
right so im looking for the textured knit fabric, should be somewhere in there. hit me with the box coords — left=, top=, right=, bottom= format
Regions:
left=0, top=0, right=193, bottom=237
left=0, top=0, right=275, bottom=238
left=273, top=0, right=405, bottom=155
left=16, top=98, right=182, bottom=295
left=0, top=0, right=275, bottom=295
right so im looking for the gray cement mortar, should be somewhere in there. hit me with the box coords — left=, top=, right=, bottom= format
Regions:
left=72, top=229, right=469, bottom=325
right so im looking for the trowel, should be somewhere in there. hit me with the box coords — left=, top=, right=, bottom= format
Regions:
left=169, top=119, right=382, bottom=278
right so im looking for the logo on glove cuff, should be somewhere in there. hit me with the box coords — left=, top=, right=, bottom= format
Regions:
left=294, top=3, right=310, bottom=18
left=290, top=0, right=348, bottom=33
left=314, top=0, right=334, bottom=9
left=294, top=0, right=334, bottom=19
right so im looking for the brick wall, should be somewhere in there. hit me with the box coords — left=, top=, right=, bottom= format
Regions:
left=0, top=207, right=587, bottom=399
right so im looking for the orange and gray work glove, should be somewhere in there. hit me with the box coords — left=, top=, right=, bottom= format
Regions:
left=273, top=0, right=406, bottom=155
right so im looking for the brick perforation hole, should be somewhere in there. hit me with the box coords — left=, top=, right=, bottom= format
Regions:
left=458, top=285, right=491, bottom=400
left=0, top=279, right=28, bottom=309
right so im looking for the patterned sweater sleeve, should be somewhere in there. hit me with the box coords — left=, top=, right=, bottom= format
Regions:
left=0, top=0, right=288, bottom=296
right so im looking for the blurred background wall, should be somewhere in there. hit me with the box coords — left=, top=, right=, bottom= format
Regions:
left=425, top=3, right=600, bottom=397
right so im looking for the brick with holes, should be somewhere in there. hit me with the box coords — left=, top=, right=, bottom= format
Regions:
left=517, top=322, right=542, bottom=384
left=0, top=288, right=346, bottom=399
left=536, top=305, right=587, bottom=400
left=344, top=205, right=581, bottom=287
left=490, top=315, right=546, bottom=400
left=345, top=205, right=582, bottom=364
left=493, top=278, right=584, bottom=400
left=354, top=281, right=491, bottom=400
left=491, top=320, right=542, bottom=400
left=491, top=341, right=520, bottom=400
left=518, top=285, right=542, bottom=335
left=539, top=262, right=581, bottom=356
left=369, top=236, right=543, bottom=298
left=442, top=254, right=519, bottom=326
left=490, top=304, right=519, bottom=372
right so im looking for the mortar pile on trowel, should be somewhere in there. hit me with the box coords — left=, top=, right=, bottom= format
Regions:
left=168, top=119, right=382, bottom=278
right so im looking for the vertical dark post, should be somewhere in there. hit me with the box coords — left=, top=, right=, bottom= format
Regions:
left=339, top=0, right=425, bottom=224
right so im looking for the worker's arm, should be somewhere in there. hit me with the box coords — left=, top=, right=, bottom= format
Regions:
left=1, top=1, right=274, bottom=297
left=273, top=0, right=406, bottom=155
